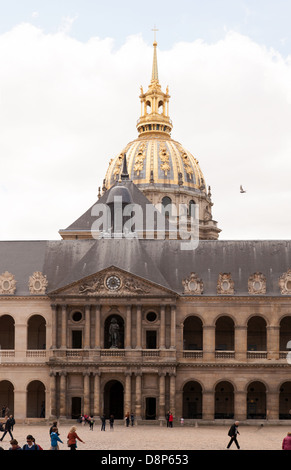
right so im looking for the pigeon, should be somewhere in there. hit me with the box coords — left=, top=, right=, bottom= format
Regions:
left=240, top=185, right=246, bottom=193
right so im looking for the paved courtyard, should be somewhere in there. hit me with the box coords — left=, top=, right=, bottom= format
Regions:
left=0, top=422, right=290, bottom=451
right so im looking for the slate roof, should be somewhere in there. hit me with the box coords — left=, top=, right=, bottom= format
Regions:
left=0, top=239, right=290, bottom=297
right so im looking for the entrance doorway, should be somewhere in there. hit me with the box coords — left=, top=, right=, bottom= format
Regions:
left=145, top=397, right=156, bottom=420
left=71, top=397, right=82, bottom=419
left=104, top=380, right=124, bottom=419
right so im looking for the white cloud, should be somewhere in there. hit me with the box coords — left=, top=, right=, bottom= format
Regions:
left=0, top=24, right=290, bottom=240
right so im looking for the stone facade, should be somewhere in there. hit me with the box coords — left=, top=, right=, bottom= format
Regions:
left=1, top=275, right=291, bottom=423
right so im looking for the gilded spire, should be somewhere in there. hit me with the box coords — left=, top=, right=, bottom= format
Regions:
left=151, top=39, right=159, bottom=82
left=137, top=34, right=172, bottom=137
left=151, top=26, right=159, bottom=83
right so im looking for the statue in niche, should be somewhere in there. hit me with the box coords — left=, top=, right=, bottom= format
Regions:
left=109, top=317, right=120, bottom=348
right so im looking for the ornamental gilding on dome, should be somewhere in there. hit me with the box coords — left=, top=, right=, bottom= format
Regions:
left=248, top=272, right=266, bottom=295
left=182, top=272, right=203, bottom=295
left=133, top=143, right=146, bottom=176
left=159, top=144, right=171, bottom=175
left=0, top=271, right=16, bottom=295
left=217, top=273, right=234, bottom=295
left=29, top=271, right=48, bottom=294
left=279, top=269, right=291, bottom=295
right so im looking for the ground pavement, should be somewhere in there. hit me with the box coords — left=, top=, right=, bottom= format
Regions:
left=0, top=422, right=290, bottom=451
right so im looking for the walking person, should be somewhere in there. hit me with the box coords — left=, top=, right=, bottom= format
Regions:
left=50, top=427, right=63, bottom=450
left=282, top=432, right=291, bottom=450
left=130, top=412, right=134, bottom=426
left=101, top=414, right=106, bottom=431
left=227, top=421, right=240, bottom=449
left=166, top=411, right=170, bottom=428
left=109, top=415, right=114, bottom=431
left=67, top=426, right=85, bottom=451
left=89, top=416, right=94, bottom=430
left=0, top=415, right=14, bottom=441
left=125, top=412, right=130, bottom=427
left=169, top=412, right=173, bottom=428
left=49, top=421, right=59, bottom=436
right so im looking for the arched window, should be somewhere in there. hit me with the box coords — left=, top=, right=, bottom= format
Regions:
left=189, top=200, right=196, bottom=218
left=247, top=381, right=266, bottom=419
left=247, top=316, right=267, bottom=351
left=161, top=196, right=172, bottom=217
left=215, top=316, right=234, bottom=351
left=0, top=315, right=14, bottom=349
left=215, top=381, right=234, bottom=419
left=183, top=316, right=203, bottom=350
left=183, top=381, right=202, bottom=419
left=27, top=315, right=46, bottom=349
left=27, top=380, right=45, bottom=418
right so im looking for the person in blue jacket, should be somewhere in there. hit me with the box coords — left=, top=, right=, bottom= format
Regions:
left=50, top=427, right=63, bottom=450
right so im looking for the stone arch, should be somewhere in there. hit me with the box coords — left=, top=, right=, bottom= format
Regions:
left=104, top=314, right=124, bottom=349
left=0, top=314, right=15, bottom=349
left=103, top=379, right=124, bottom=419
left=182, top=380, right=202, bottom=419
left=27, top=314, right=46, bottom=349
left=26, top=380, right=46, bottom=418
left=247, top=316, right=267, bottom=351
left=0, top=380, right=14, bottom=416
left=279, top=381, right=291, bottom=419
left=215, top=316, right=235, bottom=351
left=279, top=315, right=291, bottom=351
left=246, top=381, right=267, bottom=419
left=214, top=381, right=234, bottom=419
left=183, top=315, right=203, bottom=350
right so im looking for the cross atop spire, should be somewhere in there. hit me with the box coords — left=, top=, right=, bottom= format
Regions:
left=151, top=25, right=159, bottom=43
left=151, top=25, right=159, bottom=82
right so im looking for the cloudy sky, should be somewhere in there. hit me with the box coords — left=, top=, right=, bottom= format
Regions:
left=0, top=0, right=291, bottom=240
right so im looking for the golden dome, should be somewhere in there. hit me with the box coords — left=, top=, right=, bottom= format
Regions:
left=104, top=137, right=207, bottom=194
left=104, top=40, right=206, bottom=195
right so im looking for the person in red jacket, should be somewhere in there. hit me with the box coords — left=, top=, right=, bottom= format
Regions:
left=282, top=432, right=291, bottom=450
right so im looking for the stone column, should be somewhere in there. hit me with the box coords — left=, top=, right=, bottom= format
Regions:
left=169, top=373, right=176, bottom=418
left=135, top=372, right=142, bottom=421
left=93, top=372, right=101, bottom=418
left=159, top=372, right=166, bottom=421
left=267, top=391, right=279, bottom=420
left=59, top=372, right=67, bottom=418
left=235, top=326, right=247, bottom=361
left=83, top=372, right=90, bottom=415
left=95, top=305, right=101, bottom=349
left=170, top=305, right=176, bottom=349
left=160, top=305, right=166, bottom=349
left=124, top=372, right=132, bottom=415
left=60, top=304, right=67, bottom=349
left=203, top=325, right=215, bottom=361
left=267, top=326, right=280, bottom=360
left=136, top=305, right=142, bottom=349
left=125, top=305, right=132, bottom=349
left=202, top=390, right=214, bottom=420
left=49, top=371, right=57, bottom=418
left=234, top=390, right=247, bottom=420
left=51, top=304, right=57, bottom=349
left=84, top=305, right=91, bottom=349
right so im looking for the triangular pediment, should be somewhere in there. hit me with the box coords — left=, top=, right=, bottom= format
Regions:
left=49, top=265, right=178, bottom=298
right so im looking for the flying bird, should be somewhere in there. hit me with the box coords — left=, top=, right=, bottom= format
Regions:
left=240, top=185, right=246, bottom=193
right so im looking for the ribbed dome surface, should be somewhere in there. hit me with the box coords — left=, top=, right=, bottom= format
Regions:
left=104, top=137, right=206, bottom=194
